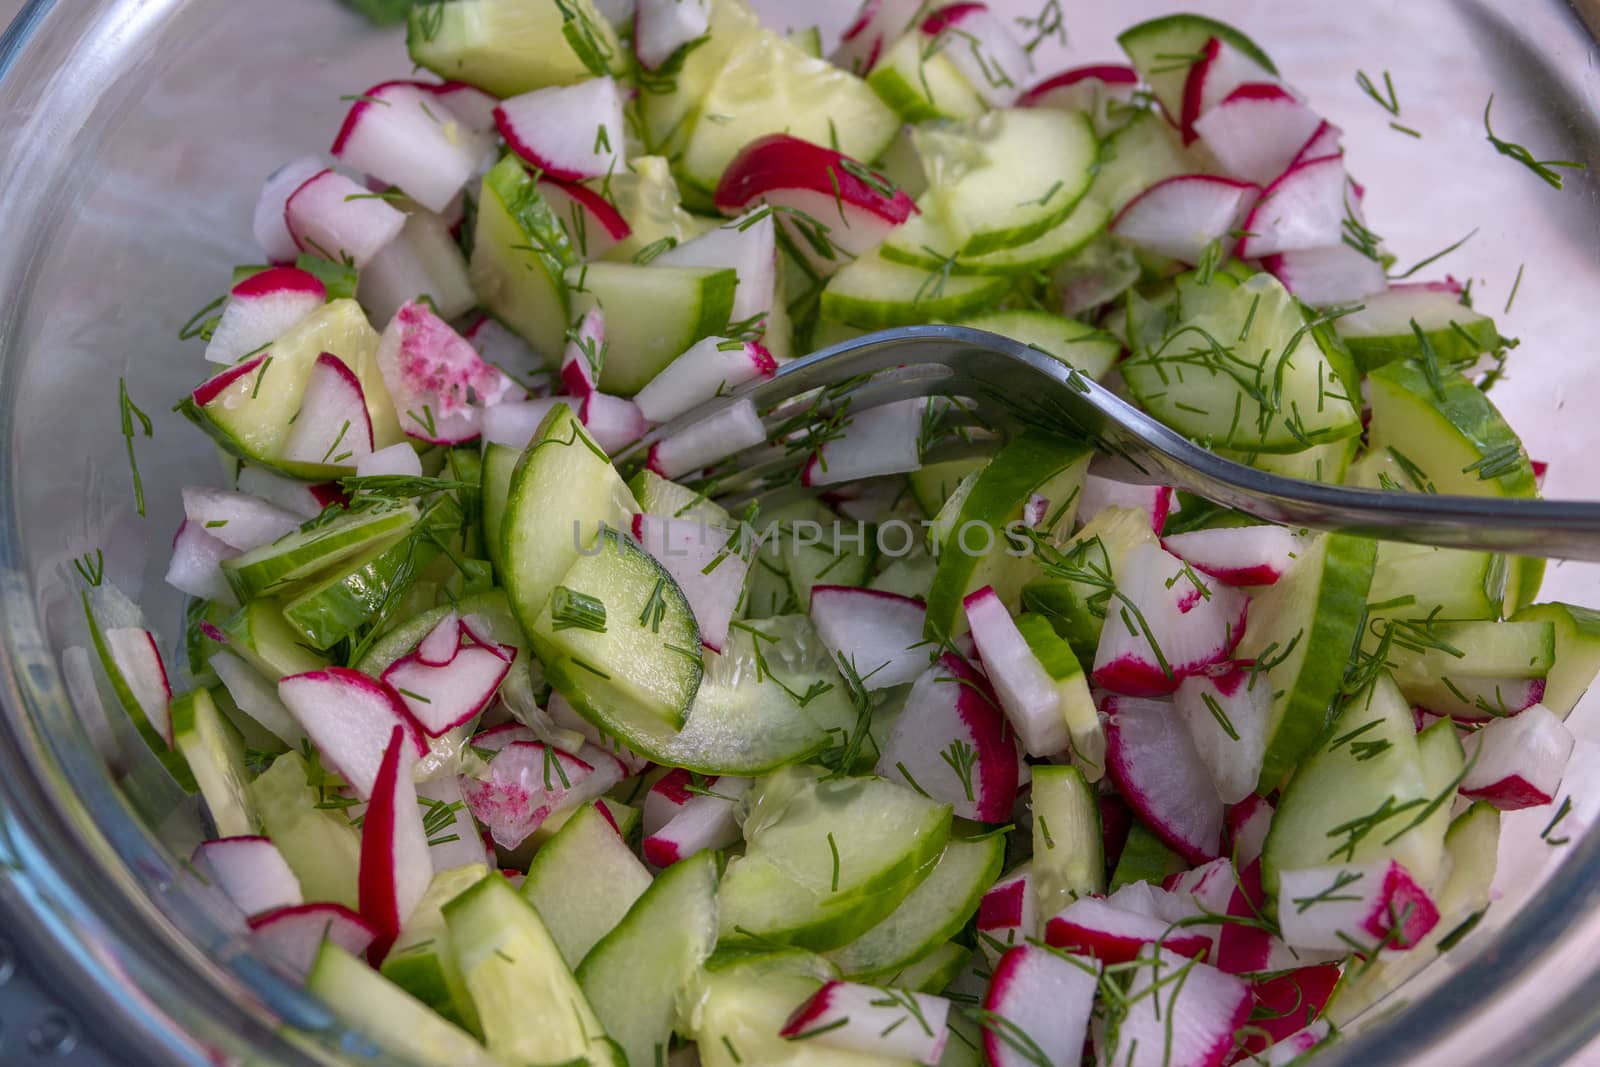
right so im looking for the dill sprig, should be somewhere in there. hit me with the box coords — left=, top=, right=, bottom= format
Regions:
left=1483, top=94, right=1587, bottom=190
left=118, top=378, right=153, bottom=517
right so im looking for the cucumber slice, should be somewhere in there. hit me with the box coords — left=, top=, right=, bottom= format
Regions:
left=1261, top=674, right=1435, bottom=903
left=601, top=156, right=704, bottom=263
left=1510, top=602, right=1600, bottom=717
left=776, top=505, right=877, bottom=608
left=1408, top=717, right=1463, bottom=879
left=1031, top=765, right=1105, bottom=916
left=1335, top=289, right=1502, bottom=372
left=820, top=248, right=1010, bottom=329
left=1089, top=110, right=1200, bottom=215
left=1016, top=615, right=1102, bottom=775
left=251, top=750, right=362, bottom=909
left=824, top=834, right=1004, bottom=981
left=445, top=875, right=622, bottom=1066
left=1124, top=271, right=1363, bottom=453
left=867, top=29, right=985, bottom=123
left=309, top=943, right=500, bottom=1067
left=1110, top=821, right=1186, bottom=890
left=220, top=599, right=331, bottom=679
left=1118, top=14, right=1277, bottom=123
left=523, top=802, right=654, bottom=969
left=719, top=766, right=953, bottom=950
left=382, top=864, right=490, bottom=1034
left=577, top=851, right=720, bottom=1067
left=1365, top=541, right=1504, bottom=623
left=678, top=29, right=899, bottom=200
left=170, top=688, right=257, bottom=837
left=568, top=261, right=738, bottom=394
left=281, top=495, right=462, bottom=649
left=502, top=403, right=638, bottom=629
left=480, top=440, right=518, bottom=581
left=81, top=592, right=197, bottom=792
left=1236, top=532, right=1376, bottom=790
left=407, top=0, right=619, bottom=97
left=885, top=941, right=969, bottom=995
left=913, top=110, right=1098, bottom=255
left=787, top=25, right=823, bottom=57
left=955, top=310, right=1120, bottom=381
left=534, top=525, right=703, bottom=732
left=638, top=0, right=767, bottom=157
left=223, top=504, right=420, bottom=602
left=471, top=156, right=577, bottom=365
left=179, top=300, right=399, bottom=479
left=923, top=431, right=1093, bottom=640
left=1226, top=435, right=1359, bottom=484
left=882, top=196, right=1112, bottom=277
left=628, top=469, right=732, bottom=526
left=1021, top=506, right=1160, bottom=664
left=908, top=458, right=983, bottom=519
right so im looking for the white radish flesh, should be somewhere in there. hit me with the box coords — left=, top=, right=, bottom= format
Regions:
left=1276, top=859, right=1440, bottom=952
left=657, top=212, right=778, bottom=324
left=281, top=354, right=375, bottom=467
left=642, top=776, right=751, bottom=867
left=195, top=837, right=304, bottom=916
left=1103, top=693, right=1224, bottom=863
left=809, top=585, right=928, bottom=689
left=1111, top=175, right=1260, bottom=265
left=803, top=398, right=924, bottom=486
left=494, top=78, right=626, bottom=182
left=248, top=903, right=377, bottom=978
left=277, top=668, right=428, bottom=800
left=358, top=725, right=434, bottom=961
left=1460, top=704, right=1575, bottom=809
left=633, top=336, right=777, bottom=424
left=1092, top=544, right=1247, bottom=696
left=963, top=586, right=1068, bottom=757
left=284, top=169, right=406, bottom=269
left=780, top=980, right=950, bottom=1065
left=331, top=81, right=491, bottom=213
left=1192, top=83, right=1323, bottom=186
left=647, top=398, right=766, bottom=478
left=1237, top=156, right=1350, bottom=259
left=166, top=520, right=240, bottom=604
left=631, top=513, right=748, bottom=653
left=982, top=944, right=1101, bottom=1067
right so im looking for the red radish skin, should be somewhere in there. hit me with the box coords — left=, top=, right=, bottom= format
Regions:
left=832, top=0, right=925, bottom=75
left=248, top=903, right=378, bottom=977
left=459, top=614, right=514, bottom=661
left=277, top=668, right=428, bottom=799
left=878, top=653, right=1019, bottom=822
left=1241, top=965, right=1340, bottom=1054
left=641, top=777, right=750, bottom=868
left=1178, top=35, right=1283, bottom=142
left=377, top=300, right=518, bottom=444
left=284, top=168, right=406, bottom=269
left=193, top=837, right=303, bottom=917
left=1103, top=694, right=1224, bottom=863
left=280, top=353, right=375, bottom=466
left=982, top=945, right=1101, bottom=1067
left=1290, top=120, right=1343, bottom=169
left=1044, top=896, right=1211, bottom=963
left=1459, top=704, right=1574, bottom=809
left=809, top=585, right=929, bottom=690
left=539, top=178, right=632, bottom=260
left=1078, top=474, right=1174, bottom=533
left=1111, top=175, right=1260, bottom=265
left=1237, top=155, right=1350, bottom=259
left=494, top=78, right=626, bottom=182
left=330, top=80, right=490, bottom=213
left=643, top=767, right=700, bottom=836
left=1214, top=860, right=1342, bottom=975
left=358, top=726, right=433, bottom=963
left=633, top=336, right=776, bottom=424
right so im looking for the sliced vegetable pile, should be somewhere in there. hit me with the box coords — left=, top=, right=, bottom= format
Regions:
left=72, top=1, right=1600, bottom=1065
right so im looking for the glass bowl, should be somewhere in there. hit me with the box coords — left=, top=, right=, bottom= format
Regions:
left=1, top=0, right=1599, bottom=1062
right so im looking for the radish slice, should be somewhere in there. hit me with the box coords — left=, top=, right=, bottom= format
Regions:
left=658, top=212, right=778, bottom=324
left=545, top=692, right=649, bottom=773
left=963, top=586, right=1071, bottom=757
left=919, top=3, right=1033, bottom=109
left=634, top=336, right=776, bottom=424
left=1240, top=968, right=1339, bottom=1057
left=1227, top=794, right=1275, bottom=868
left=482, top=399, right=562, bottom=451
left=254, top=156, right=328, bottom=265
left=193, top=837, right=303, bottom=917
left=1263, top=243, right=1388, bottom=306
left=642, top=776, right=751, bottom=867
left=494, top=77, right=626, bottom=181
left=781, top=980, right=950, bottom=1065
left=416, top=612, right=462, bottom=667
left=416, top=775, right=490, bottom=873
left=1276, top=859, right=1439, bottom=952
left=205, top=267, right=326, bottom=365
left=1237, top=156, right=1350, bottom=259
left=1192, top=83, right=1323, bottom=186
left=976, top=863, right=1036, bottom=961
left=1162, top=525, right=1305, bottom=587
left=377, top=299, right=519, bottom=445
left=809, top=585, right=928, bottom=690
left=359, top=208, right=477, bottom=326
left=1407, top=675, right=1546, bottom=723
left=460, top=740, right=622, bottom=850
left=166, top=520, right=240, bottom=604
left=428, top=81, right=500, bottom=131
left=1215, top=860, right=1342, bottom=975
left=1096, top=947, right=1252, bottom=1067
left=331, top=80, right=491, bottom=213
left=580, top=392, right=648, bottom=454
left=1258, top=1020, right=1332, bottom=1064
left=1044, top=896, right=1210, bottom=963
left=643, top=767, right=700, bottom=836
left=1020, top=64, right=1140, bottom=115
left=210, top=650, right=304, bottom=747
left=383, top=644, right=514, bottom=736
left=631, top=514, right=748, bottom=653
left=103, top=628, right=174, bottom=746
left=466, top=315, right=540, bottom=372
left=1103, top=694, right=1223, bottom=862
left=469, top=722, right=536, bottom=754
left=281, top=353, right=375, bottom=466
left=1110, top=175, right=1260, bottom=264
left=1092, top=544, right=1247, bottom=696
left=878, top=653, right=1019, bottom=822
left=1179, top=35, right=1285, bottom=142
left=358, top=725, right=434, bottom=962
left=714, top=134, right=918, bottom=258
left=356, top=443, right=424, bottom=479
left=235, top=466, right=329, bottom=519
left=284, top=168, right=406, bottom=268
left=982, top=944, right=1101, bottom=1067
left=1078, top=474, right=1174, bottom=533
left=540, top=178, right=632, bottom=261
left=249, top=904, right=377, bottom=977
left=803, top=398, right=924, bottom=486
left=1290, top=120, right=1344, bottom=169
left=1460, top=704, right=1574, bottom=809
left=634, top=0, right=711, bottom=70
left=560, top=307, right=607, bottom=398
left=832, top=0, right=926, bottom=75
left=647, top=397, right=766, bottom=478
left=1164, top=857, right=1238, bottom=957
left=277, top=668, right=428, bottom=800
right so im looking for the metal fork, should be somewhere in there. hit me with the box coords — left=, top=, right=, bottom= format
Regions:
left=614, top=325, right=1600, bottom=561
